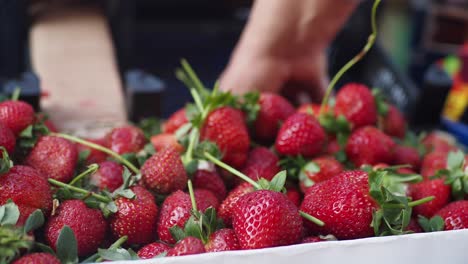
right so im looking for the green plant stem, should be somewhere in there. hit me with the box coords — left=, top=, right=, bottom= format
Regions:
left=95, top=236, right=128, bottom=262
left=181, top=59, right=208, bottom=97
left=383, top=196, right=435, bottom=209
left=204, top=152, right=260, bottom=189
left=69, top=164, right=99, bottom=186
left=299, top=211, right=325, bottom=227
left=189, top=87, right=205, bottom=114
left=11, top=87, right=21, bottom=101
left=320, top=0, right=381, bottom=115
left=187, top=180, right=198, bottom=212
left=48, top=178, right=111, bottom=203
left=183, top=129, right=199, bottom=165
left=50, top=133, right=140, bottom=174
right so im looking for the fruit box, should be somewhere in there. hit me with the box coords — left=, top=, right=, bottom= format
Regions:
left=111, top=229, right=468, bottom=264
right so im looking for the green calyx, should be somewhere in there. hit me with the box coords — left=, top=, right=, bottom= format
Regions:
left=15, top=122, right=50, bottom=157
left=138, top=117, right=162, bottom=140
left=418, top=215, right=445, bottom=233
left=56, top=226, right=78, bottom=264
left=81, top=236, right=139, bottom=263
left=435, top=150, right=468, bottom=200
left=298, top=161, right=320, bottom=189
left=280, top=155, right=308, bottom=181
left=317, top=114, right=351, bottom=163
left=0, top=147, right=13, bottom=175
left=372, top=89, right=389, bottom=117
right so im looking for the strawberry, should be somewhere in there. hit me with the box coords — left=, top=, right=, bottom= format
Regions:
left=201, top=107, right=250, bottom=169
left=334, top=83, right=377, bottom=129
left=420, top=151, right=447, bottom=179
left=232, top=190, right=303, bottom=249
left=392, top=145, right=421, bottom=171
left=105, top=125, right=146, bottom=155
left=422, top=132, right=457, bottom=154
left=435, top=200, right=468, bottom=230
left=382, top=105, right=406, bottom=138
left=325, top=138, right=341, bottom=156
left=141, top=147, right=188, bottom=194
left=157, top=189, right=219, bottom=244
left=205, top=228, right=240, bottom=252
left=241, top=147, right=280, bottom=181
left=110, top=186, right=158, bottom=245
left=150, top=133, right=183, bottom=153
left=218, top=182, right=254, bottom=227
left=89, top=161, right=124, bottom=192
left=409, top=179, right=450, bottom=218
left=76, top=138, right=108, bottom=164
left=0, top=100, right=35, bottom=135
left=253, top=92, right=295, bottom=142
left=166, top=237, right=206, bottom=257
left=0, top=165, right=52, bottom=226
left=299, top=156, right=343, bottom=193
left=45, top=200, right=107, bottom=256
left=286, top=185, right=302, bottom=207
left=0, top=122, right=16, bottom=155
left=406, top=218, right=423, bottom=233
left=193, top=169, right=227, bottom=201
left=12, top=253, right=61, bottom=264
left=26, top=136, right=78, bottom=183
left=163, top=108, right=188, bottom=134
left=275, top=113, right=327, bottom=157
left=137, top=242, right=171, bottom=259
left=345, top=126, right=395, bottom=167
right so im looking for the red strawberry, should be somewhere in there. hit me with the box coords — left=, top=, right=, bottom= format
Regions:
left=301, top=236, right=328, bottom=244
left=141, top=147, right=188, bottom=194
left=45, top=200, right=107, bottom=256
left=286, top=185, right=302, bottom=207
left=150, top=133, right=183, bottom=153
left=232, top=190, right=303, bottom=249
left=334, top=83, right=377, bottom=129
left=193, top=169, right=227, bottom=201
left=163, top=108, right=188, bottom=134
left=406, top=218, right=423, bottom=233
left=0, top=122, right=15, bottom=155
left=157, top=189, right=219, bottom=244
left=345, top=126, right=395, bottom=167
left=0, top=100, right=35, bottom=135
left=275, top=113, right=327, bottom=157
left=435, top=200, right=468, bottom=230
left=409, top=179, right=450, bottom=218
left=90, top=161, right=124, bottom=192
left=0, top=165, right=52, bottom=226
left=201, top=107, right=250, bottom=169
left=253, top=92, right=295, bottom=142
left=297, top=104, right=330, bottom=116
left=12, top=253, right=61, bottom=264
left=137, top=242, right=171, bottom=259
left=76, top=138, right=108, bottom=164
left=26, top=136, right=78, bottom=183
left=105, top=125, right=146, bottom=155
left=392, top=145, right=421, bottom=171
left=420, top=152, right=448, bottom=179
left=382, top=105, right=406, bottom=138
left=325, top=138, right=341, bottom=156
left=110, top=186, right=158, bottom=245
left=218, top=182, right=254, bottom=227
left=205, top=228, right=240, bottom=252
left=167, top=237, right=206, bottom=257
left=35, top=113, right=58, bottom=133
left=422, top=132, right=457, bottom=154
left=241, top=147, right=280, bottom=181
left=299, top=156, right=343, bottom=193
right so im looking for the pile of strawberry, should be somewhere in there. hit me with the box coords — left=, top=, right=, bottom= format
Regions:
left=1, top=61, right=468, bottom=264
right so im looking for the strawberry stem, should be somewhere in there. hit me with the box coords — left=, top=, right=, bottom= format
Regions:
left=11, top=87, right=21, bottom=101
left=48, top=178, right=111, bottom=203
left=94, top=235, right=128, bottom=262
left=69, top=164, right=99, bottom=186
left=319, top=0, right=381, bottom=115
left=181, top=59, right=208, bottom=98
left=183, top=129, right=199, bottom=165
left=382, top=196, right=435, bottom=209
left=50, top=133, right=140, bottom=174
left=187, top=180, right=198, bottom=212
left=299, top=211, right=325, bottom=227
left=204, top=152, right=260, bottom=189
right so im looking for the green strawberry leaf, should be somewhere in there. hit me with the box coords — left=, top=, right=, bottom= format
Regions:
left=418, top=215, right=444, bottom=232
left=447, top=151, right=465, bottom=170
left=170, top=225, right=187, bottom=242
left=97, top=248, right=140, bottom=261
left=138, top=117, right=162, bottom=140
left=239, top=92, right=260, bottom=126
left=17, top=123, right=50, bottom=150
left=35, top=242, right=56, bottom=255
left=372, top=89, right=389, bottom=116
left=185, top=160, right=199, bottom=175
left=279, top=155, right=307, bottom=180
left=184, top=216, right=204, bottom=242
left=269, top=171, right=287, bottom=192
left=56, top=226, right=78, bottom=264
left=193, top=140, right=222, bottom=161
left=0, top=147, right=13, bottom=174
left=0, top=200, right=20, bottom=226
left=23, top=209, right=44, bottom=233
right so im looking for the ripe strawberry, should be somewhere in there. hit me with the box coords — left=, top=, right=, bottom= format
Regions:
left=325, top=138, right=340, bottom=155
left=26, top=136, right=78, bottom=183
left=163, top=108, right=188, bottom=134
left=89, top=161, right=124, bottom=192
left=193, top=169, right=227, bottom=201
left=286, top=185, right=302, bottom=207
left=0, top=122, right=15, bottom=155
left=137, top=242, right=171, bottom=259
left=76, top=138, right=108, bottom=164
left=420, top=152, right=448, bottom=179
left=12, top=253, right=61, bottom=264
left=334, top=83, right=377, bottom=129
left=275, top=113, right=327, bottom=157
left=0, top=165, right=52, bottom=226
left=110, top=186, right=158, bottom=245
left=150, top=133, right=183, bottom=153
left=382, top=105, right=406, bottom=138
left=232, top=190, right=303, bottom=249
left=299, top=156, right=343, bottom=193
left=166, top=237, right=206, bottom=257
left=141, top=147, right=188, bottom=194
left=406, top=218, right=423, bottom=233
left=45, top=200, right=107, bottom=256
left=157, top=190, right=219, bottom=244
left=218, top=182, right=254, bottom=227
left=253, top=92, right=295, bottom=142
left=392, top=145, right=421, bottom=171
left=409, top=179, right=450, bottom=218
left=345, top=126, right=395, bottom=167
left=241, top=147, right=280, bottom=181
left=422, top=132, right=457, bottom=154
left=435, top=200, right=468, bottom=230
left=0, top=100, right=35, bottom=135
left=301, top=236, right=327, bottom=244
left=201, top=107, right=250, bottom=169
left=205, top=228, right=240, bottom=252
left=105, top=125, right=146, bottom=155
